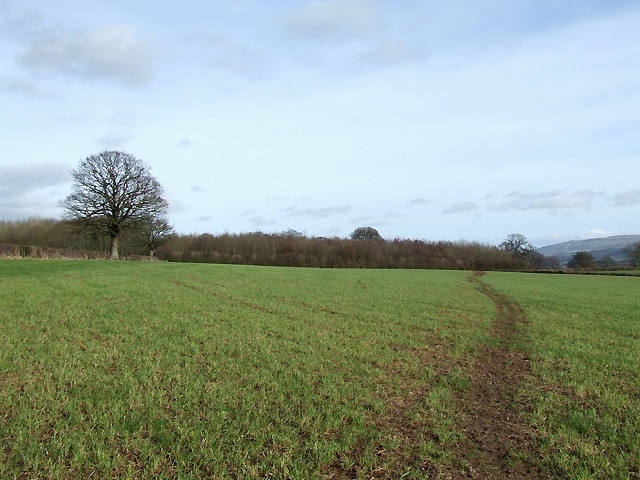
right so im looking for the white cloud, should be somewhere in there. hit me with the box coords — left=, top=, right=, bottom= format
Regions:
left=98, top=130, right=135, bottom=149
left=0, top=163, right=69, bottom=196
left=177, top=139, right=195, bottom=148
left=408, top=198, right=430, bottom=205
left=285, top=205, right=351, bottom=218
left=0, top=74, right=49, bottom=97
left=357, top=38, right=428, bottom=68
left=610, top=188, right=640, bottom=207
left=0, top=163, right=70, bottom=219
left=18, top=23, right=155, bottom=86
left=249, top=215, right=276, bottom=227
left=350, top=215, right=374, bottom=223
left=491, top=190, right=605, bottom=211
left=0, top=2, right=638, bottom=242
left=281, top=0, right=386, bottom=42
left=442, top=202, right=478, bottom=214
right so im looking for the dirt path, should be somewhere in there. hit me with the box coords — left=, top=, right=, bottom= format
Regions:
left=442, top=271, right=544, bottom=479
left=324, top=271, right=546, bottom=479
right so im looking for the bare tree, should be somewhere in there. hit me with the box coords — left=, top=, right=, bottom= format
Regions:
left=137, top=215, right=174, bottom=258
left=60, top=151, right=168, bottom=259
left=499, top=233, right=535, bottom=258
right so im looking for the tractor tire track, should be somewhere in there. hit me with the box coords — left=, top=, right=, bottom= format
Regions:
left=441, top=271, right=545, bottom=479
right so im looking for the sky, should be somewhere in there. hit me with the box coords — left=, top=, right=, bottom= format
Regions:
left=1, top=0, right=639, bottom=247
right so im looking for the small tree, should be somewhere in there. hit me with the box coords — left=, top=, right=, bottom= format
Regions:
left=281, top=229, right=304, bottom=238
left=542, top=255, right=561, bottom=269
left=567, top=251, right=595, bottom=269
left=350, top=226, right=382, bottom=241
left=595, top=256, right=617, bottom=268
left=499, top=233, right=535, bottom=258
left=137, top=216, right=174, bottom=258
left=625, top=242, right=640, bottom=268
left=61, top=151, right=168, bottom=260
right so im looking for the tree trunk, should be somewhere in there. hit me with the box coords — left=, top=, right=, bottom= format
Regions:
left=110, top=234, right=119, bottom=260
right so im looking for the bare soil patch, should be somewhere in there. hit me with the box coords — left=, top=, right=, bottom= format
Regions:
left=324, top=271, right=547, bottom=479
left=440, top=271, right=546, bottom=479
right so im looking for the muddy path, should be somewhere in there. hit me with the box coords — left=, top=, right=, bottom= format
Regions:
left=442, top=271, right=545, bottom=479
left=324, top=271, right=546, bottom=479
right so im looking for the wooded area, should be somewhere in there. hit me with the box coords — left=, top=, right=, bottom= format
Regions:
left=0, top=218, right=551, bottom=270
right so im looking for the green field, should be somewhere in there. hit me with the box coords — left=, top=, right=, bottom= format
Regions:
left=0, top=261, right=638, bottom=479
left=484, top=273, right=640, bottom=479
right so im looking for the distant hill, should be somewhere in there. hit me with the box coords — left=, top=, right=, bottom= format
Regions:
left=537, top=235, right=640, bottom=265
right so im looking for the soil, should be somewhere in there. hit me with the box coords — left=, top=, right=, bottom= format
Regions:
left=439, top=271, right=546, bottom=479
left=323, top=271, right=548, bottom=479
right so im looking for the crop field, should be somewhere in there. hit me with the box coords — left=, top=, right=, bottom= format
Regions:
left=0, top=260, right=638, bottom=479
left=484, top=273, right=640, bottom=479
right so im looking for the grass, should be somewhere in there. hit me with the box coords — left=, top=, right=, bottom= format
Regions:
left=2, top=261, right=638, bottom=479
left=0, top=260, right=492, bottom=479
left=484, top=272, right=640, bottom=479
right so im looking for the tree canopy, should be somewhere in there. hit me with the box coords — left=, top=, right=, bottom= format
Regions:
left=567, top=251, right=595, bottom=269
left=499, top=233, right=535, bottom=258
left=60, top=151, right=169, bottom=259
left=625, top=242, right=640, bottom=268
left=350, top=226, right=382, bottom=241
left=137, top=215, right=174, bottom=258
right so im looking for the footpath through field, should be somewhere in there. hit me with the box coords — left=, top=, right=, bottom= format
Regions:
left=327, top=271, right=547, bottom=479
left=440, top=271, right=545, bottom=479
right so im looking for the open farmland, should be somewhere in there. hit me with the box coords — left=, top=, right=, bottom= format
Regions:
left=0, top=261, right=638, bottom=479
left=483, top=273, right=640, bottom=478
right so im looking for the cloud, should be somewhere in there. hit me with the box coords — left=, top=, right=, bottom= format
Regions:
left=190, top=185, right=206, bottom=194
left=249, top=215, right=276, bottom=226
left=490, top=190, right=604, bottom=211
left=384, top=211, right=405, bottom=219
left=0, top=163, right=69, bottom=197
left=350, top=215, right=374, bottom=223
left=281, top=0, right=386, bottom=42
left=285, top=205, right=351, bottom=218
left=15, top=21, right=155, bottom=86
left=579, top=228, right=619, bottom=240
left=407, top=198, right=430, bottom=206
left=166, top=197, right=188, bottom=214
left=0, top=163, right=70, bottom=219
left=610, top=188, right=640, bottom=206
left=442, top=202, right=478, bottom=214
left=357, top=39, right=428, bottom=68
left=0, top=74, right=49, bottom=97
left=98, top=130, right=135, bottom=149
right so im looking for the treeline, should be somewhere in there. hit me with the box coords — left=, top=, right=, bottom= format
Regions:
left=1, top=218, right=547, bottom=270
left=0, top=218, right=148, bottom=259
left=161, top=232, right=539, bottom=270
